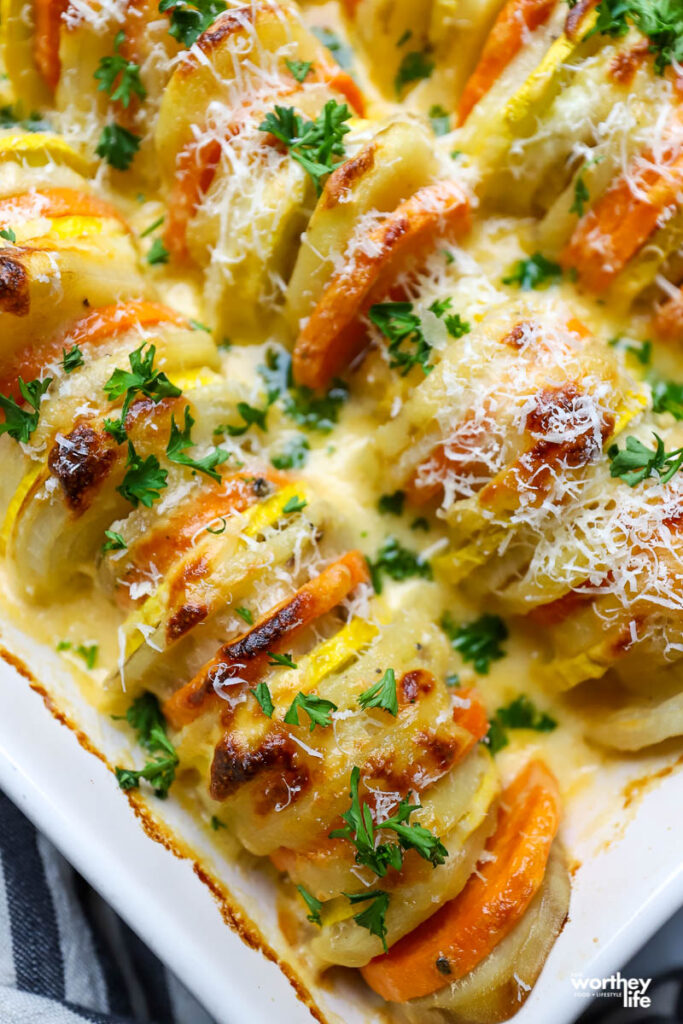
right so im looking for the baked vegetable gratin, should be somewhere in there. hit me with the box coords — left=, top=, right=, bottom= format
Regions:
left=0, top=0, right=682, bottom=1019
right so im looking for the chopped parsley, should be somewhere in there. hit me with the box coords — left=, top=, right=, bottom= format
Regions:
left=103, top=342, right=181, bottom=442
left=0, top=105, right=51, bottom=132
left=159, top=0, right=227, bottom=47
left=189, top=318, right=211, bottom=333
left=395, top=50, right=434, bottom=95
left=251, top=681, right=274, bottom=718
left=235, top=606, right=253, bottom=625
left=114, top=692, right=178, bottom=799
left=651, top=376, right=683, bottom=419
left=608, top=335, right=652, bottom=365
left=117, top=441, right=168, bottom=507
left=146, top=237, right=169, bottom=265
left=369, top=301, right=432, bottom=376
left=441, top=613, right=508, bottom=675
left=94, top=31, right=146, bottom=107
left=96, top=122, right=141, bottom=171
left=570, top=167, right=590, bottom=217
left=282, top=494, right=307, bottom=514
left=411, top=516, right=430, bottom=532
left=486, top=695, right=557, bottom=754
left=268, top=651, right=297, bottom=669
left=166, top=405, right=228, bottom=482
left=297, top=884, right=323, bottom=926
left=101, top=529, right=126, bottom=553
left=587, top=0, right=683, bottom=75
left=378, top=490, right=405, bottom=516
left=368, top=537, right=432, bottom=593
left=429, top=104, right=451, bottom=136
left=258, top=100, right=352, bottom=195
left=270, top=435, right=309, bottom=470
left=220, top=401, right=269, bottom=437
left=285, top=380, right=349, bottom=432
left=502, top=252, right=562, bottom=290
left=358, top=667, right=398, bottom=716
left=285, top=59, right=312, bottom=83
left=61, top=344, right=84, bottom=373
left=0, top=376, right=51, bottom=443
left=206, top=517, right=227, bottom=534
left=284, top=691, right=337, bottom=731
left=74, top=643, right=98, bottom=670
left=210, top=815, right=227, bottom=830
left=608, top=433, right=683, bottom=486
left=310, top=25, right=353, bottom=69
left=343, top=890, right=390, bottom=951
left=0, top=227, right=16, bottom=242
left=331, top=766, right=447, bottom=880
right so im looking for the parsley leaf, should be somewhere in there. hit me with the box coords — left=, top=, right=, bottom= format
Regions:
left=147, top=237, right=169, bottom=265
left=0, top=227, right=16, bottom=242
left=117, top=441, right=168, bottom=507
left=235, top=606, right=253, bottom=625
left=608, top=432, right=683, bottom=486
left=369, top=301, right=433, bottom=376
left=284, top=691, right=337, bottom=731
left=114, top=692, right=178, bottom=798
left=378, top=490, right=405, bottom=516
left=285, top=58, right=312, bottom=83
left=441, top=613, right=508, bottom=674
left=429, top=104, right=451, bottom=135
left=220, top=401, right=269, bottom=437
left=210, top=815, right=226, bottom=830
left=502, top=252, right=562, bottom=290
left=166, top=405, right=228, bottom=482
left=140, top=215, right=164, bottom=237
left=331, top=767, right=447, bottom=879
left=251, top=681, right=274, bottom=718
left=159, top=0, right=227, bottom=47
left=75, top=643, right=98, bottom=670
left=608, top=335, right=652, bottom=365
left=268, top=651, right=297, bottom=669
left=486, top=695, right=557, bottom=753
left=570, top=167, right=590, bottom=217
left=368, top=537, right=432, bottom=593
left=285, top=379, right=349, bottom=432
left=282, top=494, right=307, bottom=514
left=96, top=122, right=141, bottom=171
left=395, top=50, right=434, bottom=94
left=62, top=344, right=84, bottom=373
left=101, top=529, right=126, bottom=553
left=297, top=884, right=323, bottom=926
left=588, top=0, right=683, bottom=75
left=358, top=667, right=398, bottom=716
left=259, top=100, right=352, bottom=195
left=94, top=31, right=146, bottom=107
left=0, top=376, right=51, bottom=443
left=271, top=435, right=309, bottom=469
left=343, top=890, right=390, bottom=951
left=103, top=342, right=181, bottom=439
left=651, top=376, right=683, bottom=419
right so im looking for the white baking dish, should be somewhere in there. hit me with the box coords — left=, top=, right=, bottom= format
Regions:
left=1, top=614, right=682, bottom=1024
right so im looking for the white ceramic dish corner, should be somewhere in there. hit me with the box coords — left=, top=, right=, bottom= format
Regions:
left=1, top=618, right=683, bottom=1024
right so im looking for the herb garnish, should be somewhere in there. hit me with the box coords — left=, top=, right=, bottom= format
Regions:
left=284, top=691, right=337, bottom=731
left=258, top=100, right=352, bottom=195
left=94, top=31, right=146, bottom=107
left=0, top=227, right=16, bottom=242
left=285, top=59, right=312, bottom=83
left=101, top=529, right=126, bottom=553
left=268, top=651, right=298, bottom=669
left=441, top=613, right=508, bottom=674
left=166, top=406, right=228, bottom=481
left=147, top=237, right=169, bottom=265
left=608, top=433, right=683, bottom=486
left=485, top=695, right=558, bottom=754
left=378, top=490, right=405, bottom=516
left=587, top=0, right=683, bottom=75
left=369, top=302, right=433, bottom=376
left=651, top=377, right=683, bottom=419
left=368, top=537, right=432, bottom=593
left=342, top=890, right=390, bottom=951
left=159, top=0, right=227, bottom=47
left=117, top=441, right=168, bottom=507
left=502, top=253, right=562, bottom=290
left=62, top=344, right=84, bottom=373
left=358, top=667, right=398, bottom=716
left=251, top=681, right=274, bottom=718
left=271, top=435, right=310, bottom=469
left=114, top=692, right=178, bottom=798
left=0, top=377, right=51, bottom=443
left=297, top=884, right=323, bottom=925
left=395, top=51, right=434, bottom=94
left=103, top=342, right=181, bottom=442
left=96, top=123, right=141, bottom=171
left=429, top=104, right=451, bottom=136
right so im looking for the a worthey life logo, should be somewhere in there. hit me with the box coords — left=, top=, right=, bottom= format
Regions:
left=571, top=972, right=652, bottom=1008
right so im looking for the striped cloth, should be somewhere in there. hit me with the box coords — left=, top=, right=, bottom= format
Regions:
left=0, top=789, right=216, bottom=1024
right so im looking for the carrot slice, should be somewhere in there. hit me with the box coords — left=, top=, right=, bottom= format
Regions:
left=292, top=181, right=470, bottom=389
left=653, top=286, right=683, bottom=341
left=562, top=147, right=683, bottom=293
left=457, top=0, right=557, bottom=126
left=361, top=759, right=561, bottom=1002
left=0, top=300, right=189, bottom=398
left=0, top=188, right=127, bottom=229
left=451, top=687, right=489, bottom=741
left=34, top=0, right=68, bottom=90
left=163, top=550, right=370, bottom=729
